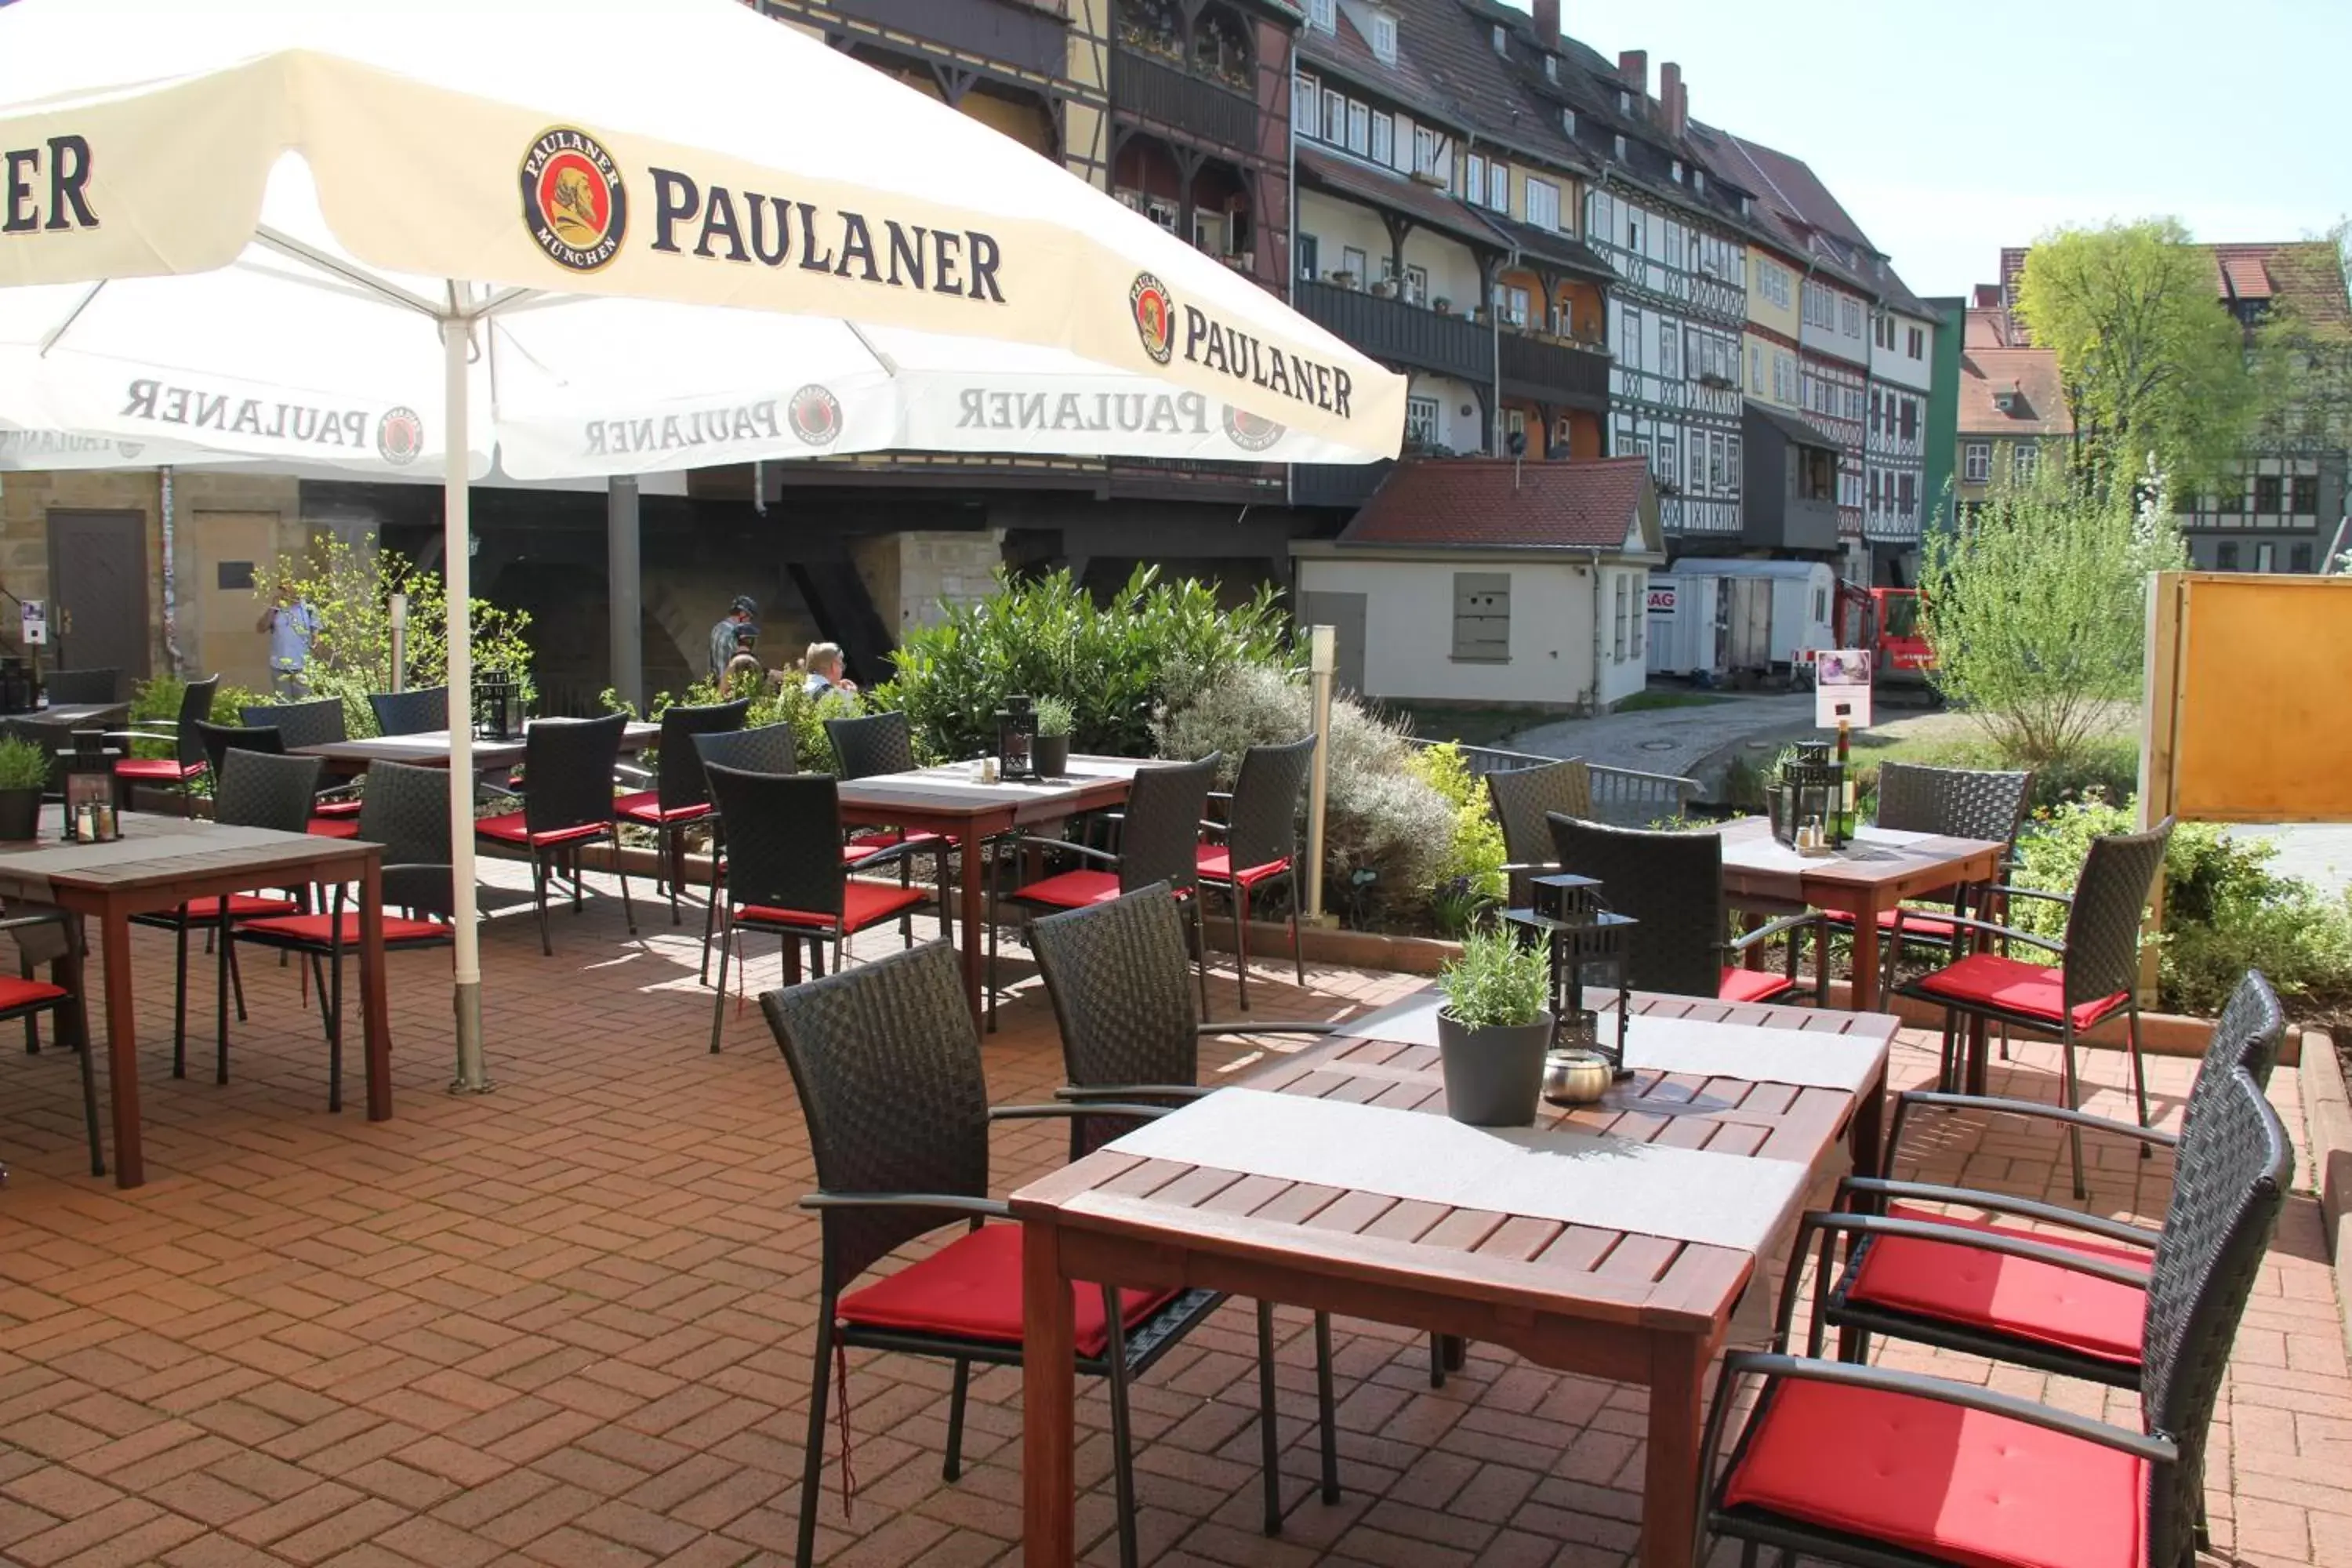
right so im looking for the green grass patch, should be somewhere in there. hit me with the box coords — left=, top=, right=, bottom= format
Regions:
left=1382, top=704, right=1537, bottom=750
left=1612, top=688, right=1732, bottom=714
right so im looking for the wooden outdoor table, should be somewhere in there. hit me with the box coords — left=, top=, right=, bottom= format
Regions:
left=837, top=756, right=1164, bottom=1023
left=1013, top=990, right=1896, bottom=1568
left=295, top=720, right=658, bottom=778
left=0, top=808, right=391, bottom=1189
left=1711, top=816, right=2007, bottom=1012
left=13, top=702, right=129, bottom=735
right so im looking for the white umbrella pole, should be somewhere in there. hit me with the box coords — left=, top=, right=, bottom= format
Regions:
left=442, top=296, right=490, bottom=1093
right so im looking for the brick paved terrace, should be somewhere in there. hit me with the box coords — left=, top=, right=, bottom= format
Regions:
left=0, top=862, right=2340, bottom=1568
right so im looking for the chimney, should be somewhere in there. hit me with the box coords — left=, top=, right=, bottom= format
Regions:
left=1532, top=0, right=1559, bottom=48
left=1617, top=49, right=1647, bottom=96
left=1677, top=79, right=1690, bottom=136
left=1660, top=62, right=1682, bottom=134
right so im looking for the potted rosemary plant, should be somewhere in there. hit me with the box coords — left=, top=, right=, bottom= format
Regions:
left=1032, top=695, right=1073, bottom=779
left=0, top=735, right=50, bottom=841
left=1434, top=924, right=1554, bottom=1126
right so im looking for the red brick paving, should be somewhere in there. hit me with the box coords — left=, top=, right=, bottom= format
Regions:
left=0, top=861, right=2339, bottom=1567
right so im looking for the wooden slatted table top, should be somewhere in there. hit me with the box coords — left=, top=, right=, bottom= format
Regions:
left=838, top=755, right=1167, bottom=818
left=295, top=720, right=659, bottom=772
left=1010, top=993, right=1895, bottom=1336
left=1711, top=815, right=2007, bottom=894
left=0, top=808, right=376, bottom=896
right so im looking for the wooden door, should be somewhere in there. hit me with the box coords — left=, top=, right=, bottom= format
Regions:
left=193, top=511, right=278, bottom=692
left=1296, top=590, right=1365, bottom=695
left=45, top=510, right=150, bottom=683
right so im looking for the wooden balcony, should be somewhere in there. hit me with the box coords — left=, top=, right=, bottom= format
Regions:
left=1294, top=281, right=1491, bottom=386
left=1109, top=43, right=1258, bottom=152
left=828, top=0, right=1069, bottom=78
left=1498, top=328, right=1610, bottom=411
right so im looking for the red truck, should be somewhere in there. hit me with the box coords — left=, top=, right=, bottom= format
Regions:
left=1832, top=583, right=1936, bottom=687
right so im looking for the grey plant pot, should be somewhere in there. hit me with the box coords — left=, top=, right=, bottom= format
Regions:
left=0, top=786, right=42, bottom=843
left=1034, top=734, right=1070, bottom=779
left=1436, top=1008, right=1554, bottom=1127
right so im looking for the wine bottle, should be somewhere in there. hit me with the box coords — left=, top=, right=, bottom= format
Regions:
left=1834, top=721, right=1855, bottom=845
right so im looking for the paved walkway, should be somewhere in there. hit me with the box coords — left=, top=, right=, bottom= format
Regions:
left=2224, top=823, right=2352, bottom=897
left=0, top=858, right=2339, bottom=1567
left=1508, top=693, right=1816, bottom=779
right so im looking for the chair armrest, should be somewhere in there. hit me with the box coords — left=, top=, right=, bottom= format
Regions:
left=799, top=1191, right=1013, bottom=1220
left=1054, top=1084, right=1212, bottom=1102
left=844, top=840, right=917, bottom=873
left=1790, top=1208, right=2150, bottom=1286
left=1717, top=1353, right=2176, bottom=1465
left=1007, top=835, right=1120, bottom=867
left=1896, top=909, right=2065, bottom=956
left=1198, top=818, right=1231, bottom=839
left=613, top=762, right=654, bottom=786
left=103, top=728, right=180, bottom=744
left=1891, top=1088, right=2180, bottom=1152
left=1199, top=1022, right=1341, bottom=1038
left=1838, top=1176, right=2161, bottom=1248
left=988, top=1102, right=1171, bottom=1124
left=1982, top=881, right=2072, bottom=908
left=1726, top=911, right=1822, bottom=951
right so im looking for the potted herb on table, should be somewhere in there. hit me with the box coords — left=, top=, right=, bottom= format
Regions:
left=1434, top=924, right=1554, bottom=1127
left=0, top=735, right=50, bottom=841
left=1032, top=695, right=1073, bottom=779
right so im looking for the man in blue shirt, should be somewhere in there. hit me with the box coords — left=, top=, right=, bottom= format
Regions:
left=708, top=595, right=757, bottom=681
left=256, top=576, right=321, bottom=698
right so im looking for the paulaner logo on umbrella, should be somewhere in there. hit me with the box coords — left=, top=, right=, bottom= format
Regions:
left=1130, top=273, right=1174, bottom=365
left=521, top=127, right=628, bottom=272
left=376, top=407, right=423, bottom=466
left=1222, top=405, right=1284, bottom=451
left=787, top=385, right=840, bottom=445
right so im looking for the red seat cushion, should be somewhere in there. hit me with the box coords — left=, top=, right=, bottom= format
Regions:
left=237, top=912, right=453, bottom=946
left=0, top=975, right=70, bottom=1014
left=1825, top=906, right=1962, bottom=941
left=1845, top=1203, right=2150, bottom=1367
left=1007, top=869, right=1123, bottom=909
left=846, top=828, right=954, bottom=854
left=737, top=879, right=930, bottom=933
left=173, top=893, right=303, bottom=922
left=1198, top=847, right=1290, bottom=887
left=1719, top=967, right=1798, bottom=1004
left=307, top=817, right=362, bottom=840
left=615, top=791, right=710, bottom=826
left=311, top=797, right=365, bottom=818
left=114, top=757, right=201, bottom=782
left=1916, top=952, right=2127, bottom=1032
left=475, top=812, right=610, bottom=847
left=837, top=1222, right=1179, bottom=1359
left=1721, top=1376, right=2147, bottom=1568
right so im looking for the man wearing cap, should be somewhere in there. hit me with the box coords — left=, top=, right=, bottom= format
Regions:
left=708, top=595, right=757, bottom=681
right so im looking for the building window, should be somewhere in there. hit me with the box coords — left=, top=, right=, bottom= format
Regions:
left=1192, top=210, right=1223, bottom=254
left=1693, top=169, right=1705, bottom=195
left=1405, top=394, right=1441, bottom=447
left=1802, top=279, right=1834, bottom=330
left=2292, top=543, right=2314, bottom=572
left=1323, top=87, right=1342, bottom=143
left=1370, top=11, right=1397, bottom=62
left=1899, top=400, right=1917, bottom=441
left=1839, top=297, right=1863, bottom=336
left=1295, top=233, right=1318, bottom=281
left=2217, top=542, right=2240, bottom=571
left=1308, top=0, right=1334, bottom=30
left=1658, top=318, right=1678, bottom=379
left=1613, top=132, right=1628, bottom=162
left=1495, top=281, right=1530, bottom=328
left=2256, top=542, right=2275, bottom=572
left=1898, top=474, right=1916, bottom=517
left=1465, top=152, right=1486, bottom=204
left=1340, top=244, right=1367, bottom=283
left=1345, top=100, right=1370, bottom=155
left=1370, top=111, right=1393, bottom=165
left=1545, top=54, right=1559, bottom=82
left=2011, top=444, right=2038, bottom=481
left=1726, top=436, right=1741, bottom=496
left=2255, top=475, right=2283, bottom=515
left=1524, top=177, right=1559, bottom=231
left=1503, top=407, right=1527, bottom=448
left=1413, top=125, right=1438, bottom=177
left=1671, top=159, right=1685, bottom=183
left=1562, top=107, right=1577, bottom=137
left=1906, top=325, right=1924, bottom=358
left=1404, top=262, right=1428, bottom=305
left=1708, top=433, right=1726, bottom=489
left=1452, top=572, right=1511, bottom=662
left=1627, top=215, right=1642, bottom=252
left=1491, top=22, right=1507, bottom=53
left=1618, top=305, right=1642, bottom=370
left=2293, top=474, right=2321, bottom=514
left=1687, top=441, right=1705, bottom=494
left=1963, top=441, right=1990, bottom=483
left=1487, top=162, right=1508, bottom=210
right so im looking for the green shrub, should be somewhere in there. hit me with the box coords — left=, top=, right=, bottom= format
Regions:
left=1153, top=662, right=1452, bottom=929
left=1033, top=695, right=1074, bottom=739
left=2006, top=792, right=2352, bottom=1015
left=1438, top=925, right=1551, bottom=1028
left=633, top=673, right=867, bottom=774
left=290, top=534, right=535, bottom=741
left=128, top=676, right=274, bottom=760
left=1406, top=741, right=1506, bottom=934
left=877, top=565, right=1287, bottom=762
left=0, top=736, right=49, bottom=792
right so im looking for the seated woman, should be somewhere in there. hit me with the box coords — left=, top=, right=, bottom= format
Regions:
left=801, top=641, right=858, bottom=699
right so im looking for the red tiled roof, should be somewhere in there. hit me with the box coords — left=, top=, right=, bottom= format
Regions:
left=1337, top=456, right=1656, bottom=550
left=1958, top=347, right=2072, bottom=438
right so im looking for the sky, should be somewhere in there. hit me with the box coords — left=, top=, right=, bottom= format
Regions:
left=1522, top=0, right=2350, bottom=298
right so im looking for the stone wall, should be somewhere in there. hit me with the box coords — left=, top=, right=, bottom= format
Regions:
left=882, top=530, right=1005, bottom=633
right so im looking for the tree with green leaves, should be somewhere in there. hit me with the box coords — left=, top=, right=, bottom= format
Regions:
left=2251, top=225, right=2352, bottom=462
left=1918, top=460, right=2185, bottom=772
left=2015, top=218, right=2263, bottom=489
left=289, top=534, right=535, bottom=736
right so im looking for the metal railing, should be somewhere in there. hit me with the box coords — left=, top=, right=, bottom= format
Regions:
left=1410, top=738, right=1700, bottom=826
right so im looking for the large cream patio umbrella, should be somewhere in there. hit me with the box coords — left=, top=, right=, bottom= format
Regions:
left=0, top=0, right=1404, bottom=1087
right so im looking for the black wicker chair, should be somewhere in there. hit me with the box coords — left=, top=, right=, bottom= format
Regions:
left=1893, top=818, right=2174, bottom=1197
left=43, top=667, right=118, bottom=705
left=233, top=761, right=457, bottom=1112
left=1198, top=735, right=1315, bottom=1011
left=824, top=709, right=955, bottom=932
left=112, top=673, right=218, bottom=815
left=691, top=722, right=801, bottom=985
left=616, top=698, right=749, bottom=924
left=0, top=903, right=103, bottom=1178
left=130, top=750, right=320, bottom=1085
left=1030, top=884, right=1343, bottom=1526
left=475, top=712, right=635, bottom=955
left=989, top=754, right=1218, bottom=1033
left=702, top=764, right=929, bottom=1053
left=368, top=685, right=447, bottom=737
left=1547, top=815, right=1828, bottom=1005
left=1700, top=1062, right=2290, bottom=1568
left=1779, top=970, right=2284, bottom=1394
left=1487, top=758, right=1592, bottom=907
left=242, top=697, right=365, bottom=834
left=762, top=940, right=1267, bottom=1568
left=1831, top=762, right=2034, bottom=984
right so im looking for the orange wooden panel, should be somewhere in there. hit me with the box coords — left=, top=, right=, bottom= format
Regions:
left=2172, top=574, right=2352, bottom=821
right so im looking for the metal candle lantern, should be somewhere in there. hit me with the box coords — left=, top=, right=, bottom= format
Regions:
left=1507, top=874, right=1636, bottom=1077
left=61, top=729, right=118, bottom=840
left=995, top=694, right=1038, bottom=782
left=474, top=670, right=524, bottom=742
left=0, top=658, right=33, bottom=716
left=1774, top=740, right=1847, bottom=851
